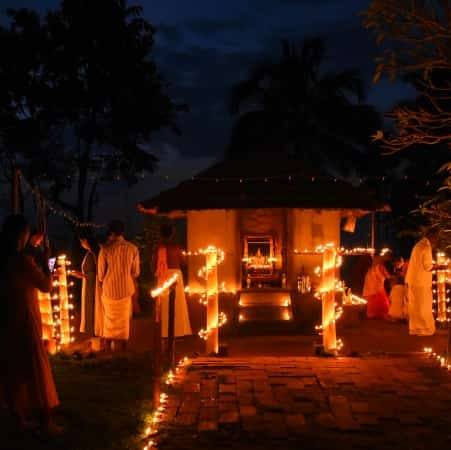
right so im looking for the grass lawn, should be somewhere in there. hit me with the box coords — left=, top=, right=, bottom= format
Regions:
left=1, top=353, right=155, bottom=450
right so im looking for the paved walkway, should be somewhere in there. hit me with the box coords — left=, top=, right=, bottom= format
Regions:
left=158, top=355, right=451, bottom=450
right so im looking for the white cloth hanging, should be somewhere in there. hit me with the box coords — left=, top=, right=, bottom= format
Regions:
left=160, top=269, right=192, bottom=338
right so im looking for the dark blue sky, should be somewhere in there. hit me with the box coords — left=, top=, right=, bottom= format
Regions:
left=1, top=0, right=415, bottom=229
left=2, top=0, right=414, bottom=161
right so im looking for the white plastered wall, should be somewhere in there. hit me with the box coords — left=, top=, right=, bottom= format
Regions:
left=187, top=209, right=240, bottom=292
left=288, top=209, right=341, bottom=285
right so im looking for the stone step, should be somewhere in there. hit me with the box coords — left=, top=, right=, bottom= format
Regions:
left=238, top=305, right=293, bottom=322
left=239, top=290, right=292, bottom=307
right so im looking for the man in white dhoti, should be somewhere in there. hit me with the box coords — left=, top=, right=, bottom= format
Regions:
left=405, top=229, right=438, bottom=336
left=98, top=220, right=140, bottom=351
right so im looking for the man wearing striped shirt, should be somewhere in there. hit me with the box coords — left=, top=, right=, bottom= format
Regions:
left=98, top=220, right=140, bottom=351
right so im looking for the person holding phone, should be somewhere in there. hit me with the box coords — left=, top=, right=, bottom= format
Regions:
left=24, top=229, right=51, bottom=276
left=0, top=215, right=60, bottom=435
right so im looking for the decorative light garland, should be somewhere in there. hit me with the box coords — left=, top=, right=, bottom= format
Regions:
left=423, top=347, right=451, bottom=371
left=198, top=312, right=227, bottom=340
left=141, top=356, right=191, bottom=450
left=19, top=170, right=105, bottom=228
left=297, top=244, right=371, bottom=355
left=184, top=246, right=227, bottom=353
left=188, top=173, right=428, bottom=185
left=432, top=252, right=451, bottom=325
left=294, top=245, right=375, bottom=255
left=52, top=255, right=76, bottom=351
left=150, top=273, right=179, bottom=298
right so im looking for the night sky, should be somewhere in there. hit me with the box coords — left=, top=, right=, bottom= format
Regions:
left=1, top=0, right=415, bottom=230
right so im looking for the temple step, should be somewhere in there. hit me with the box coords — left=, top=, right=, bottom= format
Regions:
left=238, top=305, right=293, bottom=322
left=239, top=289, right=292, bottom=307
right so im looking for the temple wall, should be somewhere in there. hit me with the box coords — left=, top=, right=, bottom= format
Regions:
left=187, top=209, right=240, bottom=292
left=186, top=208, right=341, bottom=291
left=288, top=209, right=341, bottom=286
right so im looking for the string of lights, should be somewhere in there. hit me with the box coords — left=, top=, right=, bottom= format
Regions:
left=141, top=356, right=191, bottom=450
left=423, top=347, right=451, bottom=371
left=188, top=174, right=433, bottom=185
left=432, top=252, right=451, bottom=325
left=18, top=170, right=105, bottom=229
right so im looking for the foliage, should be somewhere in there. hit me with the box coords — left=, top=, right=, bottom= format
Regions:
left=132, top=215, right=166, bottom=306
left=363, top=0, right=451, bottom=246
left=227, top=38, right=382, bottom=175
left=1, top=354, right=154, bottom=450
left=0, top=0, right=186, bottom=222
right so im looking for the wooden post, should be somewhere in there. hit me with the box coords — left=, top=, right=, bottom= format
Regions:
left=321, top=247, right=337, bottom=354
left=370, top=212, right=376, bottom=251
left=167, top=283, right=176, bottom=369
left=206, top=251, right=219, bottom=355
left=152, top=295, right=162, bottom=407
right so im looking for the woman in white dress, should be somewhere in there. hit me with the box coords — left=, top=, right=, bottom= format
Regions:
left=155, top=224, right=192, bottom=338
left=72, top=234, right=103, bottom=338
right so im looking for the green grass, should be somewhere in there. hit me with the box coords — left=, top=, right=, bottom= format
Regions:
left=2, top=353, right=155, bottom=450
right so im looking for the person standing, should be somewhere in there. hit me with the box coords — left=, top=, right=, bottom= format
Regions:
left=388, top=256, right=408, bottom=321
left=363, top=255, right=390, bottom=319
left=24, top=229, right=50, bottom=275
left=154, top=224, right=192, bottom=338
left=405, top=229, right=439, bottom=336
left=72, top=233, right=103, bottom=339
left=97, top=220, right=140, bottom=351
left=0, top=215, right=60, bottom=434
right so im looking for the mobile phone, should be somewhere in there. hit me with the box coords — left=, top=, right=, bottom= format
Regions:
left=48, top=257, right=56, bottom=272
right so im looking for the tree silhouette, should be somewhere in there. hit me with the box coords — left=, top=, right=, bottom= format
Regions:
left=0, top=0, right=186, bottom=222
left=227, top=38, right=381, bottom=175
left=363, top=0, right=451, bottom=245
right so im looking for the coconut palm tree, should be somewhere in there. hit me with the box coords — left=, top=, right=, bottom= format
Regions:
left=227, top=38, right=381, bottom=175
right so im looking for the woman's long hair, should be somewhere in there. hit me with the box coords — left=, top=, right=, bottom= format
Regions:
left=0, top=214, right=29, bottom=273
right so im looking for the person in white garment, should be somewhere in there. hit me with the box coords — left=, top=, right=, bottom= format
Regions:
left=388, top=256, right=408, bottom=321
left=97, top=220, right=140, bottom=351
left=154, top=224, right=192, bottom=338
left=405, top=229, right=439, bottom=336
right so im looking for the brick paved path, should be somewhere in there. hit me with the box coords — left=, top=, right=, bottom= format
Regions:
left=158, top=356, right=451, bottom=450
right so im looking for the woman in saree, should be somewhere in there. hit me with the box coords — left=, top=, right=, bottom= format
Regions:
left=0, top=215, right=60, bottom=434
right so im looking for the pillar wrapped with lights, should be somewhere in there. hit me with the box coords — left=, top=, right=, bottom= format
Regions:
left=38, top=290, right=54, bottom=341
left=320, top=246, right=338, bottom=354
left=52, top=254, right=75, bottom=349
left=205, top=250, right=219, bottom=354
left=434, top=252, right=450, bottom=324
left=184, top=246, right=226, bottom=354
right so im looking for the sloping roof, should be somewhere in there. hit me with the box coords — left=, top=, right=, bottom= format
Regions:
left=138, top=157, right=388, bottom=214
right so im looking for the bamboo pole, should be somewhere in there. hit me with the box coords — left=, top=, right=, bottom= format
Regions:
left=167, top=283, right=176, bottom=369
left=152, top=294, right=162, bottom=407
left=370, top=212, right=376, bottom=252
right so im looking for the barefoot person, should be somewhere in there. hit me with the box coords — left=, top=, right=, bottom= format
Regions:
left=97, top=220, right=140, bottom=352
left=405, top=229, right=438, bottom=336
left=0, top=215, right=60, bottom=434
